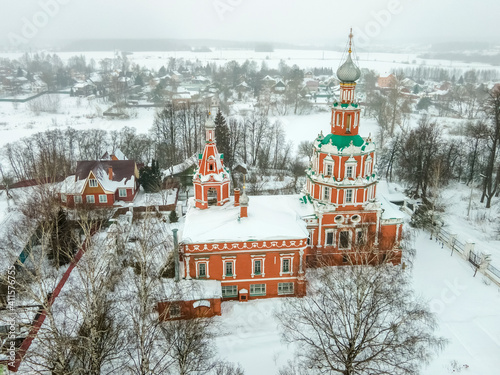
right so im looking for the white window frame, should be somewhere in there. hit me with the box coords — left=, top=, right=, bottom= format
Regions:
left=119, top=188, right=127, bottom=197
left=345, top=189, right=354, bottom=204
left=346, top=165, right=354, bottom=178
left=339, top=230, right=351, bottom=250
left=254, top=260, right=262, bottom=274
left=222, top=257, right=236, bottom=279
left=74, top=195, right=82, bottom=204
left=221, top=285, right=238, bottom=298
left=278, top=282, right=294, bottom=295
left=325, top=229, right=335, bottom=246
left=250, top=284, right=266, bottom=296
left=198, top=263, right=207, bottom=277
left=323, top=186, right=331, bottom=202
left=195, top=259, right=209, bottom=278
left=323, top=159, right=334, bottom=176
left=251, top=256, right=265, bottom=277
left=99, top=194, right=107, bottom=203
left=365, top=162, right=371, bottom=177
left=61, top=194, right=67, bottom=203
left=225, top=262, right=233, bottom=276
left=86, top=195, right=95, bottom=204
left=344, top=158, right=357, bottom=179
left=89, top=179, right=98, bottom=187
left=280, top=256, right=293, bottom=276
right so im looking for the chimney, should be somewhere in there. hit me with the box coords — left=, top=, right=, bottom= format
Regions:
left=234, top=188, right=240, bottom=206
left=108, top=166, right=113, bottom=180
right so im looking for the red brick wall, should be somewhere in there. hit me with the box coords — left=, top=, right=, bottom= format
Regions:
left=158, top=298, right=222, bottom=320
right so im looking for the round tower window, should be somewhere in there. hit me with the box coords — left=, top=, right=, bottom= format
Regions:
left=335, top=215, right=344, bottom=224
left=351, top=215, right=361, bottom=223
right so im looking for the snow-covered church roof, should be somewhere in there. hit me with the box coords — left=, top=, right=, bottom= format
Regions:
left=182, top=195, right=313, bottom=244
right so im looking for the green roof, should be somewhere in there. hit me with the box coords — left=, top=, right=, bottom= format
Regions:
left=318, top=134, right=365, bottom=150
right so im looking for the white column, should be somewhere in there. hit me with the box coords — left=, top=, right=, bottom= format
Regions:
left=299, top=248, right=305, bottom=275
left=185, top=255, right=191, bottom=280
left=317, top=213, right=323, bottom=248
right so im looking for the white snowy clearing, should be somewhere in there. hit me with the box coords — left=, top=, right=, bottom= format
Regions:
left=212, top=229, right=500, bottom=375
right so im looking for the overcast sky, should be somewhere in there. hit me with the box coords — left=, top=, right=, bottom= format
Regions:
left=0, top=0, right=498, bottom=49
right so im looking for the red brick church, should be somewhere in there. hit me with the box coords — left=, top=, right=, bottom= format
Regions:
left=166, top=32, right=404, bottom=317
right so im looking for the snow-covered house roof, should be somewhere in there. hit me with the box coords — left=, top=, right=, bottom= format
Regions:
left=71, top=160, right=137, bottom=193
left=379, top=195, right=405, bottom=221
left=172, top=92, right=191, bottom=100
left=182, top=195, right=313, bottom=244
left=89, top=72, right=103, bottom=83
left=159, top=279, right=222, bottom=301
left=164, top=154, right=198, bottom=178
left=73, top=81, right=95, bottom=89
left=262, top=75, right=276, bottom=82
left=101, top=148, right=128, bottom=161
left=59, top=175, right=86, bottom=194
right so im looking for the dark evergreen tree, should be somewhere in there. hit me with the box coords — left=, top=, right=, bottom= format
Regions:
left=151, top=83, right=164, bottom=103
left=169, top=210, right=179, bottom=223
left=158, top=65, right=167, bottom=77
left=139, top=159, right=162, bottom=193
left=214, top=110, right=233, bottom=169
left=134, top=74, right=144, bottom=86
left=416, top=97, right=432, bottom=111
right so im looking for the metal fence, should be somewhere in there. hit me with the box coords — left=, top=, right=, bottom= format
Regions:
left=425, top=223, right=500, bottom=286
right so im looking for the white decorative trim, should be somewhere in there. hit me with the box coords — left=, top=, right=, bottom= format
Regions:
left=193, top=300, right=211, bottom=309
left=220, top=276, right=298, bottom=283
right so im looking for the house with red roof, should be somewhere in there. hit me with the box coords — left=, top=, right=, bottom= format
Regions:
left=60, top=160, right=139, bottom=207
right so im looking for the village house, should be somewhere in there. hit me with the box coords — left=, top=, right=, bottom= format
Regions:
left=272, top=80, right=286, bottom=93
left=72, top=81, right=96, bottom=97
left=60, top=159, right=139, bottom=207
left=377, top=73, right=396, bottom=88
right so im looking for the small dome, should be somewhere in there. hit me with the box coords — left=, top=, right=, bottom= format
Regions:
left=336, top=53, right=361, bottom=83
left=240, top=190, right=249, bottom=205
left=205, top=116, right=215, bottom=129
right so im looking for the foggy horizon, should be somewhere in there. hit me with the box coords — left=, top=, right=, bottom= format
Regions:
left=1, top=0, right=499, bottom=52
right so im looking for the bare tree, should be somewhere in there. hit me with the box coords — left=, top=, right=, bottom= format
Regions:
left=481, top=88, right=500, bottom=208
left=120, top=210, right=176, bottom=375
left=0, top=183, right=120, bottom=374
left=276, top=264, right=445, bottom=375
left=397, top=116, right=443, bottom=199
left=161, top=315, right=216, bottom=375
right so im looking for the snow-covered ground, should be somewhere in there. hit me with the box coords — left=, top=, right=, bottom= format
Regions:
left=412, top=230, right=500, bottom=374
left=213, top=229, right=500, bottom=375
left=438, top=183, right=500, bottom=270
left=0, top=95, right=155, bottom=148
left=1, top=49, right=498, bottom=74
left=0, top=97, right=383, bottom=156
